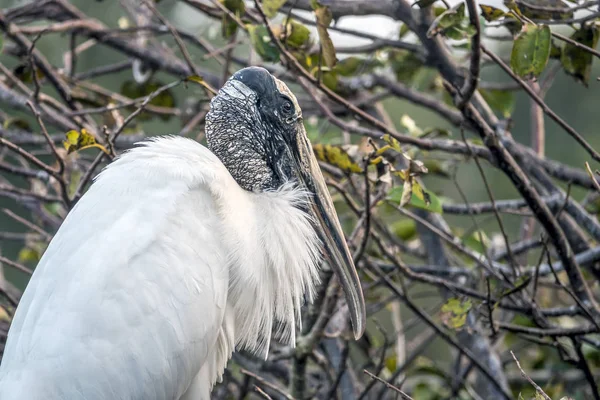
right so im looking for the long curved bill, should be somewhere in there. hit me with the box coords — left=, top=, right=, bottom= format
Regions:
left=292, top=127, right=367, bottom=340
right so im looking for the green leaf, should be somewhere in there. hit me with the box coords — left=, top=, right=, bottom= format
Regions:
left=13, top=63, right=45, bottom=84
left=422, top=159, right=453, bottom=178
left=413, top=381, right=443, bottom=400
left=284, top=20, right=312, bottom=49
left=479, top=88, right=515, bottom=118
left=247, top=24, right=280, bottom=62
left=462, top=230, right=491, bottom=254
left=18, top=248, right=41, bottom=263
left=399, top=24, right=411, bottom=38
left=220, top=0, right=245, bottom=38
left=426, top=2, right=466, bottom=38
left=262, top=0, right=286, bottom=18
left=313, top=6, right=337, bottom=68
left=380, top=133, right=403, bottom=153
left=384, top=355, right=397, bottom=372
left=320, top=69, right=338, bottom=91
left=221, top=17, right=238, bottom=38
left=3, top=118, right=31, bottom=131
left=0, top=33, right=4, bottom=54
left=221, top=0, right=245, bottom=15
left=445, top=24, right=477, bottom=40
left=440, top=298, right=472, bottom=330
left=120, top=80, right=176, bottom=121
left=504, top=14, right=523, bottom=36
left=506, top=0, right=574, bottom=20
left=309, top=65, right=339, bottom=91
left=335, top=56, right=383, bottom=76
left=388, top=184, right=444, bottom=214
left=479, top=4, right=506, bottom=21
left=510, top=24, right=551, bottom=78
left=389, top=50, right=423, bottom=82
left=560, top=25, right=599, bottom=86
left=313, top=143, right=363, bottom=173
left=392, top=219, right=418, bottom=240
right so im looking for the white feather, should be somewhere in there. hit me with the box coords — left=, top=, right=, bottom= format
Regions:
left=0, top=136, right=322, bottom=399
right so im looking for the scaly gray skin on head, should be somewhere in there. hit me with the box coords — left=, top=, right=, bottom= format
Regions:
left=205, top=67, right=298, bottom=193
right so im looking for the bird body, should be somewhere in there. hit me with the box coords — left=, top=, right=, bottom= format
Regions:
left=0, top=67, right=365, bottom=399
left=0, top=137, right=320, bottom=399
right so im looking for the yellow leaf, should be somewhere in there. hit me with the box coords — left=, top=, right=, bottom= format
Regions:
left=313, top=144, right=363, bottom=173
left=314, top=6, right=337, bottom=68
left=186, top=75, right=217, bottom=94
left=186, top=75, right=205, bottom=85
left=0, top=306, right=11, bottom=323
left=393, top=170, right=408, bottom=180
left=479, top=4, right=506, bottom=21
left=400, top=178, right=413, bottom=207
left=381, top=134, right=403, bottom=153
left=412, top=180, right=426, bottom=202
left=18, top=248, right=40, bottom=263
left=385, top=355, right=397, bottom=372
left=63, top=130, right=79, bottom=149
left=440, top=298, right=472, bottom=330
left=63, top=129, right=108, bottom=155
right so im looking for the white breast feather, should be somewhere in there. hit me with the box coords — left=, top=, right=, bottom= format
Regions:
left=221, top=182, right=322, bottom=358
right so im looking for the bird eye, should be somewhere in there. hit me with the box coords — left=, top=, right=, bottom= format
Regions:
left=281, top=99, right=294, bottom=115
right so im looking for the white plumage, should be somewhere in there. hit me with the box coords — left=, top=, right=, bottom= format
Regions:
left=0, top=67, right=365, bottom=399
left=0, top=137, right=321, bottom=399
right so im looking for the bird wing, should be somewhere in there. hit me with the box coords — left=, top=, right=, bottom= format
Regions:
left=0, top=137, right=234, bottom=400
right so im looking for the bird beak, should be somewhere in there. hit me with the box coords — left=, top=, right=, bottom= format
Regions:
left=291, top=127, right=366, bottom=340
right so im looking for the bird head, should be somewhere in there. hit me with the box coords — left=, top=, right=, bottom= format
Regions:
left=206, top=67, right=366, bottom=340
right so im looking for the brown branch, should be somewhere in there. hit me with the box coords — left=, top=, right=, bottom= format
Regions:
left=3, top=208, right=51, bottom=241
left=447, top=81, right=600, bottom=318
left=0, top=12, right=74, bottom=107
left=241, top=369, right=295, bottom=400
left=363, top=370, right=413, bottom=400
left=510, top=351, right=552, bottom=400
left=481, top=45, right=600, bottom=164
left=0, top=256, right=33, bottom=276
left=457, top=0, right=481, bottom=109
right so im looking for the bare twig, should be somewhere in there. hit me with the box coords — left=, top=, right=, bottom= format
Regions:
left=363, top=369, right=413, bottom=400
left=510, top=351, right=552, bottom=400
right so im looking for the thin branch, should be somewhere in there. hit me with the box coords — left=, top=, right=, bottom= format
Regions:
left=363, top=370, right=414, bottom=400
left=510, top=351, right=552, bottom=400
left=481, top=44, right=600, bottom=164
left=457, top=0, right=481, bottom=109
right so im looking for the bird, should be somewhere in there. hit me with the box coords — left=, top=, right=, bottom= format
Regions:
left=0, top=66, right=366, bottom=400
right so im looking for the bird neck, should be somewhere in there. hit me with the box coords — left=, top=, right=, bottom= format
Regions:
left=219, top=182, right=322, bottom=358
left=206, top=97, right=277, bottom=192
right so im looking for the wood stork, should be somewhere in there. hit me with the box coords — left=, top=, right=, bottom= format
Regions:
left=0, top=67, right=366, bottom=399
